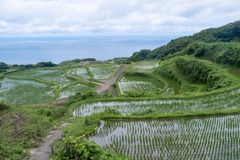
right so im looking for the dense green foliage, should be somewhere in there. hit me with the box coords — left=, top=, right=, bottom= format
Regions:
left=155, top=67, right=180, bottom=83
left=129, top=49, right=152, bottom=61
left=17, top=61, right=57, bottom=69
left=51, top=136, right=130, bottom=160
left=67, top=91, right=110, bottom=106
left=0, top=62, right=9, bottom=72
left=129, top=21, right=240, bottom=63
left=36, top=61, right=56, bottom=67
left=175, top=57, right=231, bottom=89
left=216, top=44, right=240, bottom=66
left=193, top=21, right=240, bottom=42
left=0, top=62, right=9, bottom=69
left=184, top=42, right=240, bottom=67
left=0, top=103, right=10, bottom=111
left=52, top=109, right=129, bottom=159
left=108, top=57, right=131, bottom=64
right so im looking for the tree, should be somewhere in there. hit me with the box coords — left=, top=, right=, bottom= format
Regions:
left=0, top=62, right=9, bottom=69
left=36, top=61, right=56, bottom=67
left=129, top=49, right=151, bottom=61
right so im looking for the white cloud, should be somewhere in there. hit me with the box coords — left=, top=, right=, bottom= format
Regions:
left=0, top=0, right=239, bottom=35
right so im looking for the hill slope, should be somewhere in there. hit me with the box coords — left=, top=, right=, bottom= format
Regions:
left=129, top=21, right=240, bottom=67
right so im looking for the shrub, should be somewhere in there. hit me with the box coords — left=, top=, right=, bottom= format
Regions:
left=103, top=108, right=121, bottom=116
left=0, top=103, right=10, bottom=111
left=155, top=67, right=180, bottom=83
left=84, top=116, right=100, bottom=126
left=51, top=136, right=130, bottom=160
left=67, top=90, right=97, bottom=105
left=175, top=57, right=231, bottom=89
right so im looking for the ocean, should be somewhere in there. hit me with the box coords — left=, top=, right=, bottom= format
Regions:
left=0, top=35, right=176, bottom=64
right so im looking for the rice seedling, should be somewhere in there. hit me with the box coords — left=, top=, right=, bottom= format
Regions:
left=118, top=77, right=158, bottom=94
left=70, top=68, right=90, bottom=79
left=89, top=65, right=119, bottom=79
left=73, top=88, right=240, bottom=117
left=90, top=115, right=240, bottom=160
left=58, top=83, right=89, bottom=99
left=130, top=61, right=159, bottom=73
left=0, top=78, right=54, bottom=105
left=7, top=69, right=74, bottom=84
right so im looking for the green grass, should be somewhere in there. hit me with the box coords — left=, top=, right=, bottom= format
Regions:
left=0, top=105, right=66, bottom=160
left=0, top=73, right=4, bottom=79
left=160, top=77, right=181, bottom=94
left=63, top=114, right=101, bottom=137
left=58, top=60, right=79, bottom=68
left=228, top=67, right=240, bottom=78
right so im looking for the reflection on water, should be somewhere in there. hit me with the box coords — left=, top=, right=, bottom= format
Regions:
left=90, top=115, right=240, bottom=160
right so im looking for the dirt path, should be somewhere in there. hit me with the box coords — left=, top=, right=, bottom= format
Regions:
left=29, top=123, right=69, bottom=160
left=95, top=65, right=127, bottom=94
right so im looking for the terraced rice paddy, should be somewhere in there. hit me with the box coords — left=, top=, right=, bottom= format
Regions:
left=118, top=77, right=158, bottom=94
left=7, top=69, right=57, bottom=79
left=73, top=88, right=240, bottom=117
left=89, top=65, right=119, bottom=79
left=7, top=69, right=74, bottom=85
left=90, top=115, right=240, bottom=160
left=58, top=83, right=89, bottom=99
left=0, top=68, right=91, bottom=104
left=70, top=68, right=90, bottom=79
left=131, top=61, right=159, bottom=72
left=0, top=78, right=54, bottom=105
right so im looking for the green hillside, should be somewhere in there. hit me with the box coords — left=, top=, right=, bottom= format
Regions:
left=126, top=21, right=240, bottom=96
left=129, top=21, right=240, bottom=67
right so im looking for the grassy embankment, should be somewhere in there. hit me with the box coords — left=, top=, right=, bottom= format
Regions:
left=0, top=103, right=66, bottom=159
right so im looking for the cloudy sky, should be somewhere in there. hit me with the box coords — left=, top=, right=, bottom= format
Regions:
left=0, top=0, right=239, bottom=36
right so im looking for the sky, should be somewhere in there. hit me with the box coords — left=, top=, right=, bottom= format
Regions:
left=0, top=0, right=239, bottom=37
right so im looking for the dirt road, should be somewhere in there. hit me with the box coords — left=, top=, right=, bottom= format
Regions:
left=29, top=123, right=69, bottom=160
left=95, top=65, right=127, bottom=94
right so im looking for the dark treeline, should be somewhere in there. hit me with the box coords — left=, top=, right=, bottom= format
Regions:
left=0, top=61, right=57, bottom=73
left=0, top=62, right=9, bottom=72
left=71, top=58, right=96, bottom=62
left=15, top=61, right=57, bottom=69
